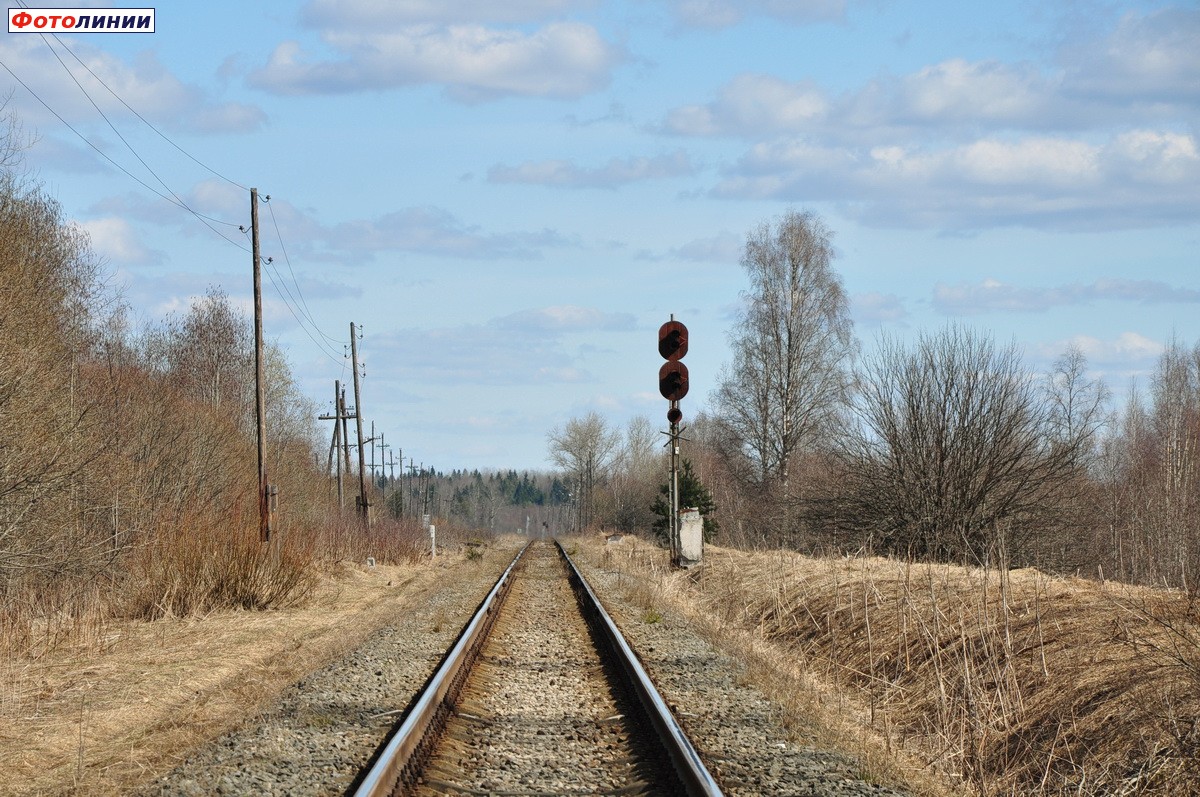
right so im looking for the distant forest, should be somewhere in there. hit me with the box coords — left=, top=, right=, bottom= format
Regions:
left=377, top=469, right=574, bottom=534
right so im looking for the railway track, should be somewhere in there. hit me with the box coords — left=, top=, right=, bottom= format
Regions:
left=353, top=539, right=723, bottom=796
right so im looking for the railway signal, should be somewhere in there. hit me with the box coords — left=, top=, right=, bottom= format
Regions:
left=658, top=319, right=688, bottom=361
left=658, top=361, right=689, bottom=402
left=658, top=319, right=690, bottom=407
left=658, top=317, right=691, bottom=567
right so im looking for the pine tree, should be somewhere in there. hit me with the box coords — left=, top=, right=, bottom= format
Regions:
left=651, top=459, right=718, bottom=542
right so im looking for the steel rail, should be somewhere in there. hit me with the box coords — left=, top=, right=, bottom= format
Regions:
left=352, top=541, right=530, bottom=797
left=354, top=538, right=723, bottom=796
left=557, top=540, right=725, bottom=797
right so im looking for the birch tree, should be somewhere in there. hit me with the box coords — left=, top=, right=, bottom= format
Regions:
left=711, top=210, right=854, bottom=536
left=546, top=412, right=620, bottom=531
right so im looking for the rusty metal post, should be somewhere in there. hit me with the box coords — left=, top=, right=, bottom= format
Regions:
left=670, top=410, right=680, bottom=566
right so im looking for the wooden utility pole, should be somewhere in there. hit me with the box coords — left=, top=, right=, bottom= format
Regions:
left=350, top=322, right=370, bottom=525
left=334, top=397, right=343, bottom=509
left=318, top=379, right=346, bottom=510
left=395, top=447, right=403, bottom=516
left=378, top=432, right=390, bottom=505
left=339, top=386, right=351, bottom=478
left=408, top=459, right=417, bottom=519
left=251, top=187, right=272, bottom=542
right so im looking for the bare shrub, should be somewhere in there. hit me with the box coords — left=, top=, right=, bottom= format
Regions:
left=119, top=514, right=317, bottom=620
left=817, top=326, right=1101, bottom=564
left=0, top=165, right=119, bottom=650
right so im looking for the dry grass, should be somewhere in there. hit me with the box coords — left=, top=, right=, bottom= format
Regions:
left=0, top=538, right=517, bottom=796
left=118, top=517, right=319, bottom=621
left=583, top=537, right=1200, bottom=797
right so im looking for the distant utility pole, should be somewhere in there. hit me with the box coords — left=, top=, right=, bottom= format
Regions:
left=350, top=322, right=370, bottom=526
left=407, top=459, right=418, bottom=519
left=318, top=379, right=349, bottom=510
left=339, top=385, right=351, bottom=479
left=377, top=432, right=389, bottom=506
left=395, top=447, right=403, bottom=516
left=251, top=187, right=274, bottom=542
left=378, top=433, right=390, bottom=488
left=420, top=463, right=431, bottom=519
left=369, top=421, right=378, bottom=487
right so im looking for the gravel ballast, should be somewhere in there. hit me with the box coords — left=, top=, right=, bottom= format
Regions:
left=140, top=545, right=522, bottom=796
left=571, top=542, right=910, bottom=797
left=142, top=537, right=911, bottom=796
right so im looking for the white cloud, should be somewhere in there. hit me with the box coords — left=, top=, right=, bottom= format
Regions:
left=90, top=185, right=576, bottom=262
left=663, top=8, right=1200, bottom=142
left=933, top=278, right=1200, bottom=316
left=671, top=231, right=742, bottom=263
left=88, top=179, right=246, bottom=231
left=78, top=216, right=163, bottom=265
left=662, top=73, right=828, bottom=136
left=487, top=151, right=695, bottom=188
left=1035, top=332, right=1164, bottom=372
left=1106, top=130, right=1199, bottom=183
left=662, top=62, right=1057, bottom=140
left=713, top=130, right=1200, bottom=231
left=325, top=206, right=573, bottom=260
left=853, top=292, right=908, bottom=326
left=250, top=23, right=622, bottom=101
left=666, top=0, right=846, bottom=30
left=950, top=138, right=1099, bottom=187
left=1062, top=7, right=1200, bottom=104
left=493, top=306, right=636, bottom=332
left=301, top=0, right=595, bottom=27
left=369, top=306, right=626, bottom=386
left=859, top=58, right=1053, bottom=128
left=0, top=37, right=265, bottom=136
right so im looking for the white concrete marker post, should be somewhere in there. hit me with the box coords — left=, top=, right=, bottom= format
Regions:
left=679, top=508, right=703, bottom=568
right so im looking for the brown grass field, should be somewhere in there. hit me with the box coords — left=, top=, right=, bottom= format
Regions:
left=0, top=546, right=506, bottom=796
left=582, top=537, right=1200, bottom=797
left=6, top=533, right=1199, bottom=796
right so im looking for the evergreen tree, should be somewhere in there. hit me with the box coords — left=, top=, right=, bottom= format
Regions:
left=549, top=477, right=570, bottom=506
left=651, top=459, right=718, bottom=542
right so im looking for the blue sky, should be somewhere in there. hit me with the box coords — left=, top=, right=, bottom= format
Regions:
left=2, top=0, right=1197, bottom=471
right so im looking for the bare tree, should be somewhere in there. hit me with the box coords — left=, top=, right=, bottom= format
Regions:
left=546, top=412, right=620, bottom=531
left=822, top=326, right=1101, bottom=563
left=608, top=415, right=662, bottom=533
left=711, top=210, right=854, bottom=538
left=1088, top=341, right=1200, bottom=589
left=0, top=166, right=108, bottom=587
left=147, top=286, right=253, bottom=415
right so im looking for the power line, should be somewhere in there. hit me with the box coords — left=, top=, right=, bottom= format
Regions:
left=34, top=32, right=241, bottom=231
left=4, top=26, right=348, bottom=374
left=265, top=198, right=342, bottom=346
left=261, top=256, right=348, bottom=368
left=27, top=19, right=248, bottom=192
left=0, top=55, right=250, bottom=252
left=243, top=195, right=346, bottom=364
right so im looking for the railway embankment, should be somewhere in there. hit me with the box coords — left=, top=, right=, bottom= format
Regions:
left=578, top=537, right=1200, bottom=796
